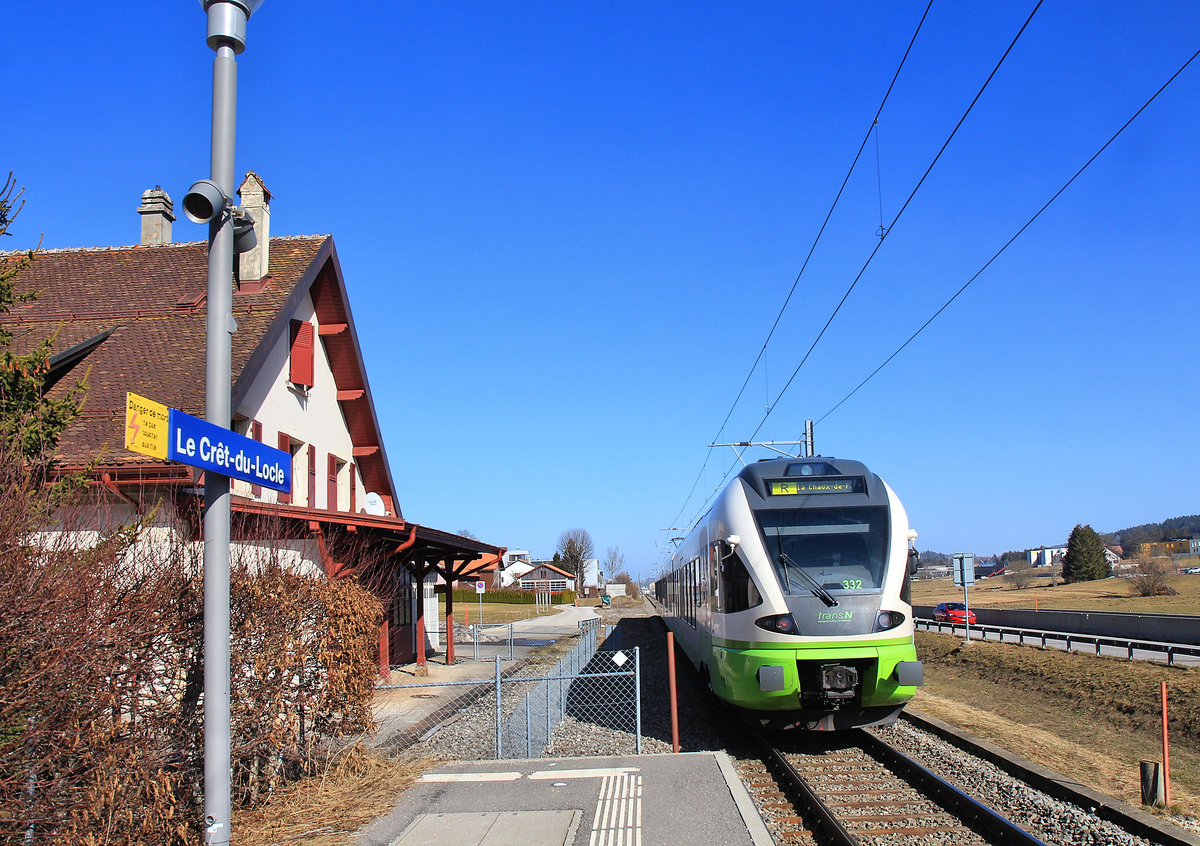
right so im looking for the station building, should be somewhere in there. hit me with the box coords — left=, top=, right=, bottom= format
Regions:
left=1, top=173, right=499, bottom=672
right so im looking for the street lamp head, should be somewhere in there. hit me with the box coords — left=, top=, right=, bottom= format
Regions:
left=182, top=179, right=229, bottom=224
left=201, top=0, right=266, bottom=12
left=231, top=209, right=257, bottom=254
left=200, top=0, right=265, bottom=53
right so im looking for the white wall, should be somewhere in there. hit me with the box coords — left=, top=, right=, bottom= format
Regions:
left=234, top=292, right=365, bottom=512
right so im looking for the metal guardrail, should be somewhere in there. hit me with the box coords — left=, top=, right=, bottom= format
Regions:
left=916, top=618, right=1200, bottom=665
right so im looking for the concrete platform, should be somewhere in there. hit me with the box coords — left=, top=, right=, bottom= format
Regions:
left=355, top=752, right=773, bottom=846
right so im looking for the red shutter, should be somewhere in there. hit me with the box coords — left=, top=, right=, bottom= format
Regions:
left=289, top=320, right=315, bottom=387
left=307, top=444, right=317, bottom=508
left=277, top=432, right=291, bottom=504
left=251, top=420, right=263, bottom=496
left=349, top=464, right=357, bottom=513
left=327, top=454, right=339, bottom=511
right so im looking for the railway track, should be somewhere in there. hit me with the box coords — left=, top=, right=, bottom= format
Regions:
left=732, top=720, right=1048, bottom=846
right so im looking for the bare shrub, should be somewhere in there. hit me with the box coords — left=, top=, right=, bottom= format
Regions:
left=0, top=459, right=201, bottom=844
left=1005, top=559, right=1035, bottom=590
left=0, top=456, right=384, bottom=843
left=1127, top=558, right=1177, bottom=597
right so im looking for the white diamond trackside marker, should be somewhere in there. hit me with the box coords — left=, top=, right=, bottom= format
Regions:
left=611, top=651, right=628, bottom=667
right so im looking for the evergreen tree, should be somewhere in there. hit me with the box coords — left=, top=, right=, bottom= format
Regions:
left=1062, top=524, right=1110, bottom=582
left=0, top=173, right=86, bottom=481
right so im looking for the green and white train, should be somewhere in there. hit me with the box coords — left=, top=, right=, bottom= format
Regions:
left=652, top=456, right=923, bottom=730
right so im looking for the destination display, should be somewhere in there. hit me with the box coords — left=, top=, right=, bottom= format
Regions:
left=125, top=393, right=291, bottom=493
left=768, top=477, right=863, bottom=496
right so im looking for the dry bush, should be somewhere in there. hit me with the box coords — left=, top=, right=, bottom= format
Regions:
left=227, top=559, right=382, bottom=804
left=0, top=461, right=201, bottom=844
left=1127, top=557, right=1177, bottom=597
left=0, top=457, right=384, bottom=844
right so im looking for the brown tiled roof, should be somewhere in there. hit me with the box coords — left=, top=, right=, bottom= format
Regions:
left=0, top=237, right=398, bottom=510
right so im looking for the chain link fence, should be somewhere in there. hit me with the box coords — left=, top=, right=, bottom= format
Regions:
left=377, top=619, right=642, bottom=758
left=419, top=620, right=569, bottom=664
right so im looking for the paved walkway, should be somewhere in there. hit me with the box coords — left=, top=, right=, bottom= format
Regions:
left=355, top=752, right=773, bottom=846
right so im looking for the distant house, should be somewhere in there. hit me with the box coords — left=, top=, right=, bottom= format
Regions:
left=503, top=548, right=531, bottom=567
left=499, top=560, right=535, bottom=588
left=2, top=173, right=502, bottom=672
left=1139, top=540, right=1192, bottom=558
left=515, top=561, right=575, bottom=593
left=1028, top=546, right=1067, bottom=567
left=578, top=558, right=603, bottom=595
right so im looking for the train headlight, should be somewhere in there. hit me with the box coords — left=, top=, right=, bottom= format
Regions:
left=874, top=610, right=906, bottom=632
left=755, top=613, right=800, bottom=635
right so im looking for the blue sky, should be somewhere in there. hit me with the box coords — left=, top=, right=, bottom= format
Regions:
left=9, top=2, right=1200, bottom=578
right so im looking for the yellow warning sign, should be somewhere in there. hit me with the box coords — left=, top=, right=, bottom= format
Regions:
left=125, top=392, right=170, bottom=459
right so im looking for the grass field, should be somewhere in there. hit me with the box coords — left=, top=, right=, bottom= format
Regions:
left=913, top=631, right=1200, bottom=819
left=434, top=596, right=571, bottom=626
left=912, top=572, right=1200, bottom=615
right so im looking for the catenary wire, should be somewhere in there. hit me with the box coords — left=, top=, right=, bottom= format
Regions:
left=817, top=44, right=1200, bottom=425
left=679, top=0, right=1045, bottom=531
left=665, top=0, right=935, bottom=533
left=744, top=0, right=1043, bottom=446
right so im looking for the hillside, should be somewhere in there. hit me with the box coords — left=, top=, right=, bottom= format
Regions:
left=1104, top=515, right=1200, bottom=550
left=919, top=514, right=1200, bottom=562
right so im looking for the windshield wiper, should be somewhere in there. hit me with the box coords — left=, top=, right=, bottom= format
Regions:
left=779, top=552, right=839, bottom=608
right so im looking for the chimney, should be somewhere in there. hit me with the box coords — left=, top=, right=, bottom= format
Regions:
left=237, top=172, right=271, bottom=281
left=137, top=186, right=175, bottom=245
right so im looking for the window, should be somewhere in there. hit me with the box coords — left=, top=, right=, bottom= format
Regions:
left=349, top=463, right=357, bottom=513
left=327, top=454, right=346, bottom=511
left=289, top=319, right=314, bottom=387
left=277, top=434, right=306, bottom=506
left=277, top=433, right=293, bottom=504
left=757, top=506, right=889, bottom=595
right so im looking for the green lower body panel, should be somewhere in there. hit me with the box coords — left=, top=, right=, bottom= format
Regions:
left=710, top=637, right=919, bottom=714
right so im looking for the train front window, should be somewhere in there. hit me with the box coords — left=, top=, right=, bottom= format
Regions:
left=757, top=506, right=888, bottom=595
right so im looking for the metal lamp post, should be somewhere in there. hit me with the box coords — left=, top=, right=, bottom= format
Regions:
left=186, top=2, right=264, bottom=843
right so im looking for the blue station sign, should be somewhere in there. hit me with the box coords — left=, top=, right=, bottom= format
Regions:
left=126, top=393, right=290, bottom=493
left=169, top=408, right=291, bottom=493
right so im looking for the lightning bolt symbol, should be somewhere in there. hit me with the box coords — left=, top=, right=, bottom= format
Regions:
left=127, top=410, right=141, bottom=447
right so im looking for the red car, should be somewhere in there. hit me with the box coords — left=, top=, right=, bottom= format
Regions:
left=933, top=602, right=977, bottom=625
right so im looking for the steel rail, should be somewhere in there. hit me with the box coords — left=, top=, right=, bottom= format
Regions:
left=744, top=717, right=858, bottom=845
left=853, top=728, right=1049, bottom=846
left=743, top=714, right=1050, bottom=846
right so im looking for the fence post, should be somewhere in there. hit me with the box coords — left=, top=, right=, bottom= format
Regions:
left=634, top=646, right=642, bottom=755
left=509, top=624, right=514, bottom=661
left=667, top=631, right=679, bottom=753
left=494, top=656, right=503, bottom=759
left=526, top=691, right=532, bottom=759
left=1162, top=681, right=1172, bottom=805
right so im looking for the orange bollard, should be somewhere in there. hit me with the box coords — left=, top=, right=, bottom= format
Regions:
left=667, top=631, right=680, bottom=753
left=1162, top=681, right=1172, bottom=804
